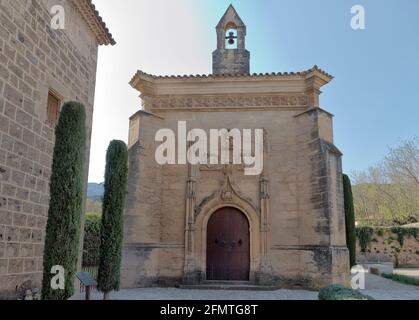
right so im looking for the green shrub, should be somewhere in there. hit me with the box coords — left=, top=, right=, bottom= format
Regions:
left=82, top=213, right=101, bottom=267
left=356, top=226, right=374, bottom=252
left=318, top=285, right=374, bottom=300
left=382, top=273, right=419, bottom=286
left=41, top=102, right=86, bottom=300
left=343, top=174, right=356, bottom=268
left=97, top=141, right=128, bottom=298
left=355, top=226, right=419, bottom=252
left=390, top=227, right=419, bottom=247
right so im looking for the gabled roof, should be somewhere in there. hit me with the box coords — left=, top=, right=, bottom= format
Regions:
left=216, top=4, right=246, bottom=28
left=71, top=0, right=115, bottom=45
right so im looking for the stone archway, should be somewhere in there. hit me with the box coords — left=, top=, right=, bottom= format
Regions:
left=194, top=195, right=261, bottom=283
left=206, top=207, right=250, bottom=281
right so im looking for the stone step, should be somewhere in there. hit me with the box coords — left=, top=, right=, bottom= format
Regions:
left=203, top=281, right=251, bottom=286
left=179, top=282, right=279, bottom=291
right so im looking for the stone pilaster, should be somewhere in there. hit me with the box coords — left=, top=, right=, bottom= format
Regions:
left=183, top=157, right=199, bottom=284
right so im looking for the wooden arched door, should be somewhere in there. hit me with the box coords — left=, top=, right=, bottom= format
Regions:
left=206, top=207, right=250, bottom=281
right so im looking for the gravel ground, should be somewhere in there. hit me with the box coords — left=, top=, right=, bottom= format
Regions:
left=71, top=273, right=419, bottom=301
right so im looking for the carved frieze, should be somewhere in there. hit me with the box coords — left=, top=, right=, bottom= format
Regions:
left=145, top=94, right=309, bottom=110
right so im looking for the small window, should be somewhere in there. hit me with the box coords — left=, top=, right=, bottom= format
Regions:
left=47, top=90, right=61, bottom=125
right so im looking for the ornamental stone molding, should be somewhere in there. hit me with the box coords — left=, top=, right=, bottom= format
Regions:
left=143, top=94, right=309, bottom=111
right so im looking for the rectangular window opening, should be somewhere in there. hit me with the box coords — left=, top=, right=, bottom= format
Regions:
left=47, top=90, right=61, bottom=125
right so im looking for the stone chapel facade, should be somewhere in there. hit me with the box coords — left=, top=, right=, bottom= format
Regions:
left=0, top=0, right=114, bottom=297
left=122, top=5, right=349, bottom=290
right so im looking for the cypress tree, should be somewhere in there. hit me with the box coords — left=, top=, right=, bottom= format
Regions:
left=97, top=141, right=128, bottom=299
left=41, top=102, right=86, bottom=300
left=343, top=174, right=357, bottom=268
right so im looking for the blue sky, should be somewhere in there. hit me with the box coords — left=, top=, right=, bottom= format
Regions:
left=90, top=0, right=419, bottom=182
left=201, top=0, right=419, bottom=173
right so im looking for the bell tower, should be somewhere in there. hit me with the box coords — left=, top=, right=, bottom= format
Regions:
left=212, top=5, right=250, bottom=75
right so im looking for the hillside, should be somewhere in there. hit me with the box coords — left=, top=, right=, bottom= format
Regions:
left=87, top=183, right=104, bottom=200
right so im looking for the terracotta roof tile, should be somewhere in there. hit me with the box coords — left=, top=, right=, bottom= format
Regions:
left=71, top=0, right=115, bottom=45
left=130, top=66, right=333, bottom=86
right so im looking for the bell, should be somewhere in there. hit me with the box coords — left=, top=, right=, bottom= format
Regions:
left=227, top=31, right=236, bottom=45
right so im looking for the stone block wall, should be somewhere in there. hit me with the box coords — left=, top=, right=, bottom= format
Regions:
left=356, top=227, right=419, bottom=267
left=122, top=104, right=350, bottom=290
left=0, top=0, right=99, bottom=298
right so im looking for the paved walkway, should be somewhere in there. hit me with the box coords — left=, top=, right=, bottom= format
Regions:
left=71, top=288, right=319, bottom=300
left=362, top=273, right=419, bottom=300
left=71, top=273, right=419, bottom=300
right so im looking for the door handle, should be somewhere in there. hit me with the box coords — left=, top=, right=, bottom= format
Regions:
left=215, top=240, right=226, bottom=247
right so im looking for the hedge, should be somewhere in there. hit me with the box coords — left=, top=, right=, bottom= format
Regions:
left=318, top=285, right=374, bottom=300
left=382, top=273, right=419, bottom=287
left=41, top=102, right=86, bottom=300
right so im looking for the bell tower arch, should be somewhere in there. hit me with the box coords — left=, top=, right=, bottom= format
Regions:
left=213, top=5, right=250, bottom=75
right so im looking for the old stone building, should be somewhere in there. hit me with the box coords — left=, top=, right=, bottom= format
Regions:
left=122, top=5, right=349, bottom=290
left=0, top=0, right=114, bottom=297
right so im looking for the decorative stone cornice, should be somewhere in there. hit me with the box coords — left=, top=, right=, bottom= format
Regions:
left=130, top=65, right=333, bottom=85
left=143, top=94, right=309, bottom=111
left=71, top=0, right=115, bottom=45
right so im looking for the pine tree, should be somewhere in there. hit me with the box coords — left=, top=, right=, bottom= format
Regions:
left=97, top=141, right=128, bottom=299
left=41, top=102, right=86, bottom=300
left=343, top=174, right=357, bottom=268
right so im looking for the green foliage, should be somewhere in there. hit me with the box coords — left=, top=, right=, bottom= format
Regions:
left=41, top=102, right=86, bottom=300
left=343, top=174, right=357, bottom=267
left=97, top=141, right=128, bottom=294
left=85, top=198, right=102, bottom=216
left=382, top=273, right=419, bottom=286
left=389, top=227, right=419, bottom=247
left=352, top=138, right=419, bottom=227
left=356, top=226, right=419, bottom=251
left=356, top=226, right=374, bottom=252
left=318, top=285, right=374, bottom=300
left=82, top=213, right=101, bottom=267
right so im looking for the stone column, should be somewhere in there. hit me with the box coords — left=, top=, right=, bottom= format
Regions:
left=183, top=159, right=198, bottom=284
left=258, top=130, right=273, bottom=284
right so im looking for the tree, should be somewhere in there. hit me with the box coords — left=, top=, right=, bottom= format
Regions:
left=42, top=102, right=86, bottom=300
left=343, top=174, right=357, bottom=268
left=385, top=137, right=419, bottom=185
left=97, top=141, right=128, bottom=299
left=352, top=138, right=419, bottom=226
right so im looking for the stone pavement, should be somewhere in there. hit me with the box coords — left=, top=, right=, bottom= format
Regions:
left=71, top=273, right=419, bottom=301
left=70, top=287, right=319, bottom=300
left=362, top=273, right=419, bottom=300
